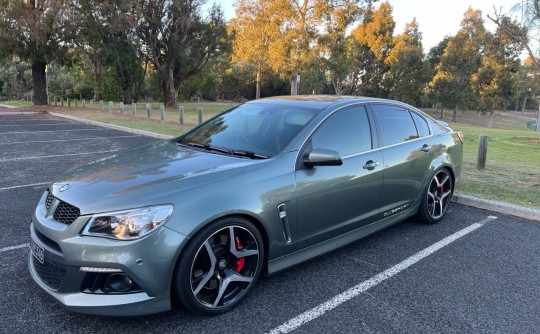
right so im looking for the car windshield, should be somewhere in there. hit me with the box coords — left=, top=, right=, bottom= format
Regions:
left=179, top=103, right=320, bottom=158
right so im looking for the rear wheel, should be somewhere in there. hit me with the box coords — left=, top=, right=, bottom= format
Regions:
left=174, top=217, right=263, bottom=315
left=417, top=169, right=453, bottom=224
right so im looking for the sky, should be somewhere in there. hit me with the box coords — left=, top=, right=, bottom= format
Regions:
left=206, top=0, right=520, bottom=51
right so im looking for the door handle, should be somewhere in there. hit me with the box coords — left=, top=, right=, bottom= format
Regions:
left=363, top=160, right=380, bottom=170
left=420, top=144, right=431, bottom=152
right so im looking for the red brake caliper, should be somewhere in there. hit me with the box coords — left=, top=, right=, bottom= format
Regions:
left=235, top=236, right=245, bottom=272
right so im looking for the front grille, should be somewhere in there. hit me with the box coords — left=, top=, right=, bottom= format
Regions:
left=33, top=256, right=66, bottom=290
left=45, top=191, right=54, bottom=210
left=53, top=201, right=81, bottom=225
left=45, top=189, right=81, bottom=225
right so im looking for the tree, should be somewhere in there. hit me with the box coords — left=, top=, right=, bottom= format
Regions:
left=230, top=0, right=285, bottom=99
left=74, top=0, right=147, bottom=103
left=136, top=1, right=228, bottom=107
left=430, top=7, right=485, bottom=120
left=265, top=0, right=367, bottom=95
left=385, top=18, right=425, bottom=104
left=488, top=1, right=540, bottom=70
left=0, top=61, right=32, bottom=99
left=471, top=29, right=520, bottom=126
left=0, top=0, right=72, bottom=105
left=351, top=1, right=395, bottom=98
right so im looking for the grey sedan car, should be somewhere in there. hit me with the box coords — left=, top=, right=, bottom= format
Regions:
left=29, top=96, right=463, bottom=316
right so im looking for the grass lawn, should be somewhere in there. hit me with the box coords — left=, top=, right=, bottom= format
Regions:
left=449, top=124, right=540, bottom=209
left=6, top=101, right=539, bottom=209
left=1, top=100, right=33, bottom=107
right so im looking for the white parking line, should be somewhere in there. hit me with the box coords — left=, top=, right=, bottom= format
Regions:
left=1, top=128, right=103, bottom=134
left=0, top=150, right=119, bottom=162
left=268, top=216, right=498, bottom=334
left=0, top=135, right=140, bottom=145
left=0, top=118, right=51, bottom=121
left=0, top=182, right=50, bottom=191
left=0, top=123, right=77, bottom=127
left=0, top=244, right=29, bottom=253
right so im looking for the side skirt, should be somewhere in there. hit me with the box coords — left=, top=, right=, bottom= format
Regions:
left=266, top=204, right=419, bottom=275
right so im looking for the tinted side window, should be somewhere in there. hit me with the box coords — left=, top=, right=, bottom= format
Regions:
left=311, top=106, right=371, bottom=156
left=371, top=104, right=418, bottom=146
left=411, top=112, right=430, bottom=137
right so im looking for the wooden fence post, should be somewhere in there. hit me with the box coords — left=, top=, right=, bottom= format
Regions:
left=476, top=135, right=489, bottom=170
left=179, top=106, right=184, bottom=125
left=198, top=107, right=203, bottom=125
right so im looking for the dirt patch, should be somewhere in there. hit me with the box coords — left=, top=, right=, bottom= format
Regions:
left=512, top=137, right=540, bottom=145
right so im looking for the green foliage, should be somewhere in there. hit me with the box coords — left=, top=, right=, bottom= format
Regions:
left=430, top=8, right=486, bottom=116
left=385, top=18, right=425, bottom=104
left=0, top=61, right=32, bottom=99
left=351, top=1, right=395, bottom=98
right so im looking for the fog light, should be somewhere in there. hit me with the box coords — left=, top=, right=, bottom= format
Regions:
left=105, top=273, right=133, bottom=292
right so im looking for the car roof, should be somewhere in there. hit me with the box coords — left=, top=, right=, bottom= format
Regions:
left=247, top=95, right=388, bottom=110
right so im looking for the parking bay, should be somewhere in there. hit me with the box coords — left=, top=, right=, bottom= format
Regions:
left=1, top=112, right=539, bottom=333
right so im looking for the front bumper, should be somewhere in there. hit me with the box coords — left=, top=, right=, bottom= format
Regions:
left=28, top=193, right=187, bottom=316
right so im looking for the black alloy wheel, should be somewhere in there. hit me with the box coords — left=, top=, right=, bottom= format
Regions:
left=417, top=169, right=453, bottom=224
left=174, top=217, right=263, bottom=315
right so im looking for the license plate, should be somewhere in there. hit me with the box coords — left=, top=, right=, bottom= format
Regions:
left=30, top=236, right=45, bottom=264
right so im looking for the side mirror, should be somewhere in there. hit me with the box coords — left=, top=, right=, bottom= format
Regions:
left=304, top=148, right=343, bottom=168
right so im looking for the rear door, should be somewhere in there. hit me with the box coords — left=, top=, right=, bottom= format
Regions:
left=369, top=103, right=434, bottom=218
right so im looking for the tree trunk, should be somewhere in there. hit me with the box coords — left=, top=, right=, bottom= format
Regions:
left=255, top=68, right=261, bottom=99
left=440, top=107, right=445, bottom=120
left=452, top=106, right=458, bottom=122
left=522, top=96, right=527, bottom=113
left=162, top=77, right=177, bottom=108
left=488, top=112, right=495, bottom=128
left=92, top=58, right=102, bottom=101
left=32, top=60, right=48, bottom=105
left=290, top=72, right=299, bottom=95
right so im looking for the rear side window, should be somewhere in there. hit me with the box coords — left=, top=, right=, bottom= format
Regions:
left=371, top=104, right=419, bottom=146
left=411, top=112, right=430, bottom=137
left=311, top=106, right=371, bottom=156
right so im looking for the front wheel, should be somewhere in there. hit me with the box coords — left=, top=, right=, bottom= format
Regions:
left=174, top=217, right=264, bottom=315
left=417, top=169, right=453, bottom=224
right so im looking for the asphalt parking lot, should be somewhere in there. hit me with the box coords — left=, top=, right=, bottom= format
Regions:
left=1, top=110, right=539, bottom=333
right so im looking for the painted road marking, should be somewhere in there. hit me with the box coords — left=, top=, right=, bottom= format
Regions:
left=0, top=123, right=78, bottom=127
left=268, top=216, right=498, bottom=334
left=0, top=150, right=119, bottom=162
left=0, top=128, right=104, bottom=134
left=0, top=182, right=50, bottom=191
left=0, top=244, right=29, bottom=253
left=0, top=135, right=141, bottom=146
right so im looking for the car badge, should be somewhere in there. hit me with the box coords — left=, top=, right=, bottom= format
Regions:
left=59, top=183, right=71, bottom=192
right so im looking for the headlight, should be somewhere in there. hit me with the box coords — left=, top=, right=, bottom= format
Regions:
left=82, top=205, right=174, bottom=240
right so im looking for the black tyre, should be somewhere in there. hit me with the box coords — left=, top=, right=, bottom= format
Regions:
left=174, top=217, right=264, bottom=315
left=417, top=169, right=453, bottom=224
